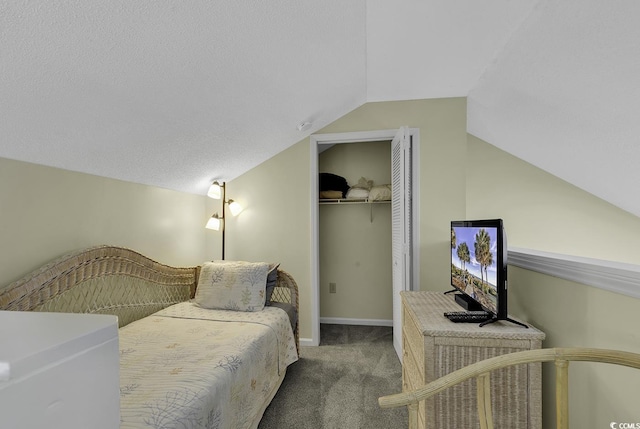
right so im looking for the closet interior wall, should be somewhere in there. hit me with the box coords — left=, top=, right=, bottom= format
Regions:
left=318, top=140, right=393, bottom=324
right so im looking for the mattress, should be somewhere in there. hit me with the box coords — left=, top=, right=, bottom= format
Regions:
left=118, top=302, right=298, bottom=429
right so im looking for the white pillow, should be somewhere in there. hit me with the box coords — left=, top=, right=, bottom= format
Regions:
left=346, top=187, right=369, bottom=199
left=369, top=184, right=392, bottom=201
left=195, top=261, right=269, bottom=311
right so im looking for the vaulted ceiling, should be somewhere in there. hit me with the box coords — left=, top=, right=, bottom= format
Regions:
left=2, top=0, right=639, bottom=217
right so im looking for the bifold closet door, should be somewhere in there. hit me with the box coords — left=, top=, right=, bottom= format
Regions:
left=391, top=126, right=412, bottom=361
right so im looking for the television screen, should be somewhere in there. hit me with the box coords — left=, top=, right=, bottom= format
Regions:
left=450, top=219, right=505, bottom=316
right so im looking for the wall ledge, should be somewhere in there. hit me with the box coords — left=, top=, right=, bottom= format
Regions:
left=508, top=247, right=640, bottom=300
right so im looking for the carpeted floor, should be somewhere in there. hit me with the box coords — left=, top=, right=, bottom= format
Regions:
left=258, top=324, right=408, bottom=429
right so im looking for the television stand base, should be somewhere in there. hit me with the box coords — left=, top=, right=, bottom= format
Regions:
left=480, top=316, right=529, bottom=328
left=454, top=293, right=483, bottom=311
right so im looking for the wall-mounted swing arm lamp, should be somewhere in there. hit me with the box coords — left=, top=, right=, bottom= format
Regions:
left=205, top=181, right=243, bottom=259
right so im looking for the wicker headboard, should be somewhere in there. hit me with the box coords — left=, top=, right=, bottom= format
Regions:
left=0, top=245, right=197, bottom=327
left=0, top=245, right=300, bottom=348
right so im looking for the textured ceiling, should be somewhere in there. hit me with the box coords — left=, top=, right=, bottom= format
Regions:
left=1, top=0, right=638, bottom=218
left=366, top=0, right=538, bottom=100
left=0, top=0, right=367, bottom=193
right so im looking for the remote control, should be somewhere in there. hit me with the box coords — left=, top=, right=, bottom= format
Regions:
left=444, top=311, right=493, bottom=323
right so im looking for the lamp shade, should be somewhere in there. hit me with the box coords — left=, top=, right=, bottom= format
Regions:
left=228, top=199, right=243, bottom=216
left=205, top=214, right=222, bottom=230
left=207, top=181, right=222, bottom=199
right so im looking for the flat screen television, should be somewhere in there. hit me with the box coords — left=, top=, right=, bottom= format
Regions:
left=450, top=219, right=527, bottom=327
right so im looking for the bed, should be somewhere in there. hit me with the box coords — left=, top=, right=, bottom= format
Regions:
left=0, top=245, right=300, bottom=429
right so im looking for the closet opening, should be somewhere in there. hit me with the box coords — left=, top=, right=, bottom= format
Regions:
left=318, top=140, right=393, bottom=330
left=310, top=128, right=420, bottom=358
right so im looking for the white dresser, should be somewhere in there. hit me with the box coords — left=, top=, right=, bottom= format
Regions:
left=0, top=311, right=120, bottom=429
left=401, top=291, right=546, bottom=429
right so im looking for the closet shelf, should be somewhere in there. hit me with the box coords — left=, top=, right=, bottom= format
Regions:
left=319, top=198, right=390, bottom=223
left=319, top=198, right=391, bottom=205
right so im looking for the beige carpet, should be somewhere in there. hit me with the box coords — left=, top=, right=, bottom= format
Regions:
left=258, top=324, right=408, bottom=429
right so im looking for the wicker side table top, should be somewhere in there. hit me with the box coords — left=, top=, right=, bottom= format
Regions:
left=401, top=291, right=546, bottom=341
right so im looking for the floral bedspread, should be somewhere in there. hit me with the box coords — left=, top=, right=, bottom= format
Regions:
left=118, top=302, right=298, bottom=429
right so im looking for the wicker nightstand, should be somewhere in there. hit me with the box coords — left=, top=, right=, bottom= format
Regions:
left=401, top=291, right=546, bottom=429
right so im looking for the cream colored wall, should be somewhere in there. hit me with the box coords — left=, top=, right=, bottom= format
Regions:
left=0, top=157, right=219, bottom=287
left=509, top=268, right=640, bottom=427
left=318, top=141, right=392, bottom=321
left=229, top=98, right=468, bottom=340
left=223, top=141, right=311, bottom=328
left=466, top=134, right=640, bottom=262
left=466, top=134, right=640, bottom=427
left=319, top=140, right=392, bottom=185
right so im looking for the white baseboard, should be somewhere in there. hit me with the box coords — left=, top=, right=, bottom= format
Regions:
left=299, top=338, right=315, bottom=347
left=319, top=317, right=393, bottom=327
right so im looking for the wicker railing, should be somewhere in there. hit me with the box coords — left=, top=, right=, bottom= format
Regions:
left=379, top=347, right=640, bottom=429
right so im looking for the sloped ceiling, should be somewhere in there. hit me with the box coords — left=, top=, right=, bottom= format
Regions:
left=468, top=0, right=640, bottom=218
left=1, top=0, right=638, bottom=218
